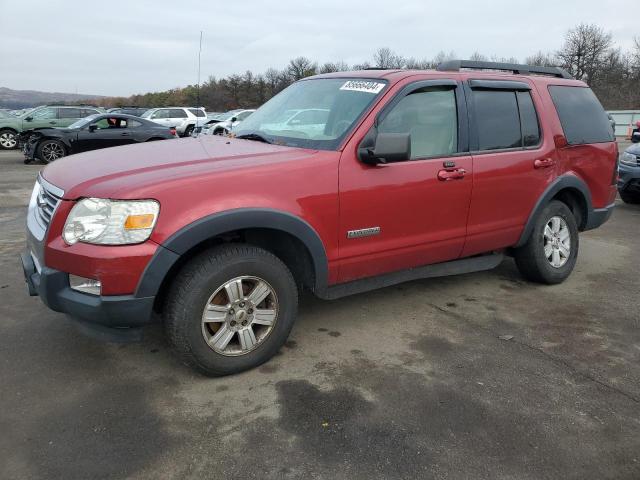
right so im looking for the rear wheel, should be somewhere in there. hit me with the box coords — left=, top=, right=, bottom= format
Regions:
left=0, top=129, right=17, bottom=150
left=164, top=244, right=298, bottom=376
left=514, top=200, right=579, bottom=284
left=619, top=189, right=640, bottom=204
left=183, top=125, right=194, bottom=137
left=37, top=140, right=66, bottom=163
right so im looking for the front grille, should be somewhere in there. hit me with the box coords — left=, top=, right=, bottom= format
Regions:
left=35, top=179, right=62, bottom=230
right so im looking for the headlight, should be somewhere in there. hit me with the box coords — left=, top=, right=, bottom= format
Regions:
left=63, top=198, right=159, bottom=245
left=620, top=152, right=638, bottom=166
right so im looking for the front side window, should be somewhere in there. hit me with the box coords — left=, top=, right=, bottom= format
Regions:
left=378, top=87, right=458, bottom=159
left=548, top=86, right=613, bottom=145
left=474, top=90, right=521, bottom=150
left=234, top=78, right=387, bottom=150
left=237, top=111, right=253, bottom=121
left=93, top=117, right=128, bottom=129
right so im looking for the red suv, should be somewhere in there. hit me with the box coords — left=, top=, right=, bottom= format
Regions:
left=22, top=60, right=617, bottom=375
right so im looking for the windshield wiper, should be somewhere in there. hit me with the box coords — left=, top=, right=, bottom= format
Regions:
left=235, top=132, right=272, bottom=144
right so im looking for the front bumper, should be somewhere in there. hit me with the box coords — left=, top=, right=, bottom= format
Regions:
left=21, top=251, right=156, bottom=330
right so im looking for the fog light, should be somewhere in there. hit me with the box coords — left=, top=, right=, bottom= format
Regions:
left=69, top=274, right=101, bottom=295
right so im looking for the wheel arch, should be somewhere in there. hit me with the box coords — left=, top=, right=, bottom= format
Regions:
left=135, top=208, right=329, bottom=302
left=515, top=175, right=593, bottom=248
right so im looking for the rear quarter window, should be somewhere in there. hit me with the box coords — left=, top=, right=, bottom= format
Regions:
left=548, top=86, right=613, bottom=145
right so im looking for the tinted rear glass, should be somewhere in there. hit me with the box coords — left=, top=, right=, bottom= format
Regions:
left=517, top=91, right=540, bottom=147
left=548, top=86, right=613, bottom=145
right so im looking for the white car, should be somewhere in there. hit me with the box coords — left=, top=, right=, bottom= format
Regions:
left=202, top=109, right=255, bottom=136
left=261, top=108, right=329, bottom=137
left=142, top=107, right=207, bottom=137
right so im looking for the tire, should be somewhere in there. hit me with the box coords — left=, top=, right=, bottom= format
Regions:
left=619, top=189, right=640, bottom=204
left=514, top=200, right=579, bottom=285
left=37, top=139, right=66, bottom=163
left=182, top=125, right=194, bottom=137
left=0, top=129, right=18, bottom=150
left=214, top=128, right=227, bottom=136
left=164, top=244, right=298, bottom=376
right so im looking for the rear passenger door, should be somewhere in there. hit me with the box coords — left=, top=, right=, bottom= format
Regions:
left=462, top=80, right=558, bottom=257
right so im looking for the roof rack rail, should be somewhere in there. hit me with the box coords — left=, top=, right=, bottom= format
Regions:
left=436, top=60, right=573, bottom=79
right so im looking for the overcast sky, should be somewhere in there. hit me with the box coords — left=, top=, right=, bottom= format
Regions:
left=0, top=0, right=637, bottom=97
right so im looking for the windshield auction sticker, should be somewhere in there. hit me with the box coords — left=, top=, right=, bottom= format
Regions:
left=340, top=80, right=385, bottom=94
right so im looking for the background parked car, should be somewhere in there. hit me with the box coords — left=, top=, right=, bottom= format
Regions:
left=202, top=109, right=255, bottom=135
left=20, top=113, right=177, bottom=164
left=142, top=107, right=206, bottom=137
left=107, top=107, right=150, bottom=117
left=618, top=143, right=640, bottom=204
left=0, top=105, right=103, bottom=150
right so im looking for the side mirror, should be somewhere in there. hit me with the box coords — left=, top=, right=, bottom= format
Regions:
left=88, top=124, right=98, bottom=132
left=230, top=117, right=237, bottom=123
left=358, top=132, right=411, bottom=165
left=632, top=132, right=640, bottom=143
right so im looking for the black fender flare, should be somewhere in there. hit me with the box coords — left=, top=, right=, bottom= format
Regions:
left=135, top=208, right=329, bottom=297
left=515, top=175, right=593, bottom=248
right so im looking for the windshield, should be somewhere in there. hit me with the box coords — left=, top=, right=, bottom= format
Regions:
left=234, top=78, right=387, bottom=150
left=68, top=114, right=101, bottom=129
left=216, top=110, right=242, bottom=121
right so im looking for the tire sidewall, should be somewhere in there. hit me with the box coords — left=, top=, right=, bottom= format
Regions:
left=172, top=251, right=297, bottom=375
left=530, top=201, right=579, bottom=283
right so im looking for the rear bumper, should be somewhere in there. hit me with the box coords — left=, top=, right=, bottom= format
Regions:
left=584, top=202, right=615, bottom=230
left=21, top=251, right=156, bottom=330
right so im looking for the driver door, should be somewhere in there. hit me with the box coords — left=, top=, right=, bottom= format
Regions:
left=75, top=117, right=133, bottom=153
left=337, top=81, right=473, bottom=283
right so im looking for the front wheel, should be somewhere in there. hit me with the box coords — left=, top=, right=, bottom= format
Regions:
left=514, top=200, right=579, bottom=284
left=164, top=244, right=298, bottom=376
left=37, top=139, right=66, bottom=163
left=0, top=129, right=17, bottom=150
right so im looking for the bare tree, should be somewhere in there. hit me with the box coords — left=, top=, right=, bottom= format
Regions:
left=319, top=61, right=350, bottom=73
left=525, top=51, right=558, bottom=67
left=469, top=52, right=488, bottom=62
left=556, top=23, right=612, bottom=82
left=287, top=57, right=317, bottom=81
left=372, top=47, right=405, bottom=68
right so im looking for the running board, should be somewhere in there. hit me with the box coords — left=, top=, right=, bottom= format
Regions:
left=317, top=253, right=504, bottom=300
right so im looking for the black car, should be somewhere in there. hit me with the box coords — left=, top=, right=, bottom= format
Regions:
left=107, top=107, right=150, bottom=117
left=21, top=113, right=177, bottom=164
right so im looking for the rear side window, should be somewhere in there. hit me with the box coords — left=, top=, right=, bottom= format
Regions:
left=474, top=91, right=521, bottom=150
left=169, top=109, right=188, bottom=118
left=517, top=91, right=540, bottom=147
left=548, top=86, right=613, bottom=145
left=58, top=108, right=82, bottom=119
left=188, top=108, right=206, bottom=117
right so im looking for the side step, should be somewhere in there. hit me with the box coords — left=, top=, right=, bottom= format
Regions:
left=317, top=253, right=504, bottom=300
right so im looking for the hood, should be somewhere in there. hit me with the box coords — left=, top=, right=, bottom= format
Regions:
left=41, top=135, right=319, bottom=200
left=626, top=143, right=640, bottom=156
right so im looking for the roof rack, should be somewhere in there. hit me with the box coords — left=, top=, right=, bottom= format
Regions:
left=436, top=60, right=573, bottom=79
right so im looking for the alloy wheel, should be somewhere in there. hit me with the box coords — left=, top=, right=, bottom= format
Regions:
left=0, top=132, right=17, bottom=149
left=41, top=142, right=65, bottom=162
left=201, top=275, right=278, bottom=356
left=543, top=216, right=571, bottom=268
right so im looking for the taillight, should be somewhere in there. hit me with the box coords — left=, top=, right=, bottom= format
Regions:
left=169, top=127, right=177, bottom=136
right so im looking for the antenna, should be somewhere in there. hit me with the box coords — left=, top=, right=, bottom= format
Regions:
left=194, top=30, right=203, bottom=138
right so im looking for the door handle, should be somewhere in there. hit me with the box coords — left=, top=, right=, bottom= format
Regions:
left=438, top=168, right=466, bottom=181
left=49, top=121, right=56, bottom=125
left=120, top=132, right=130, bottom=136
left=534, top=158, right=555, bottom=169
